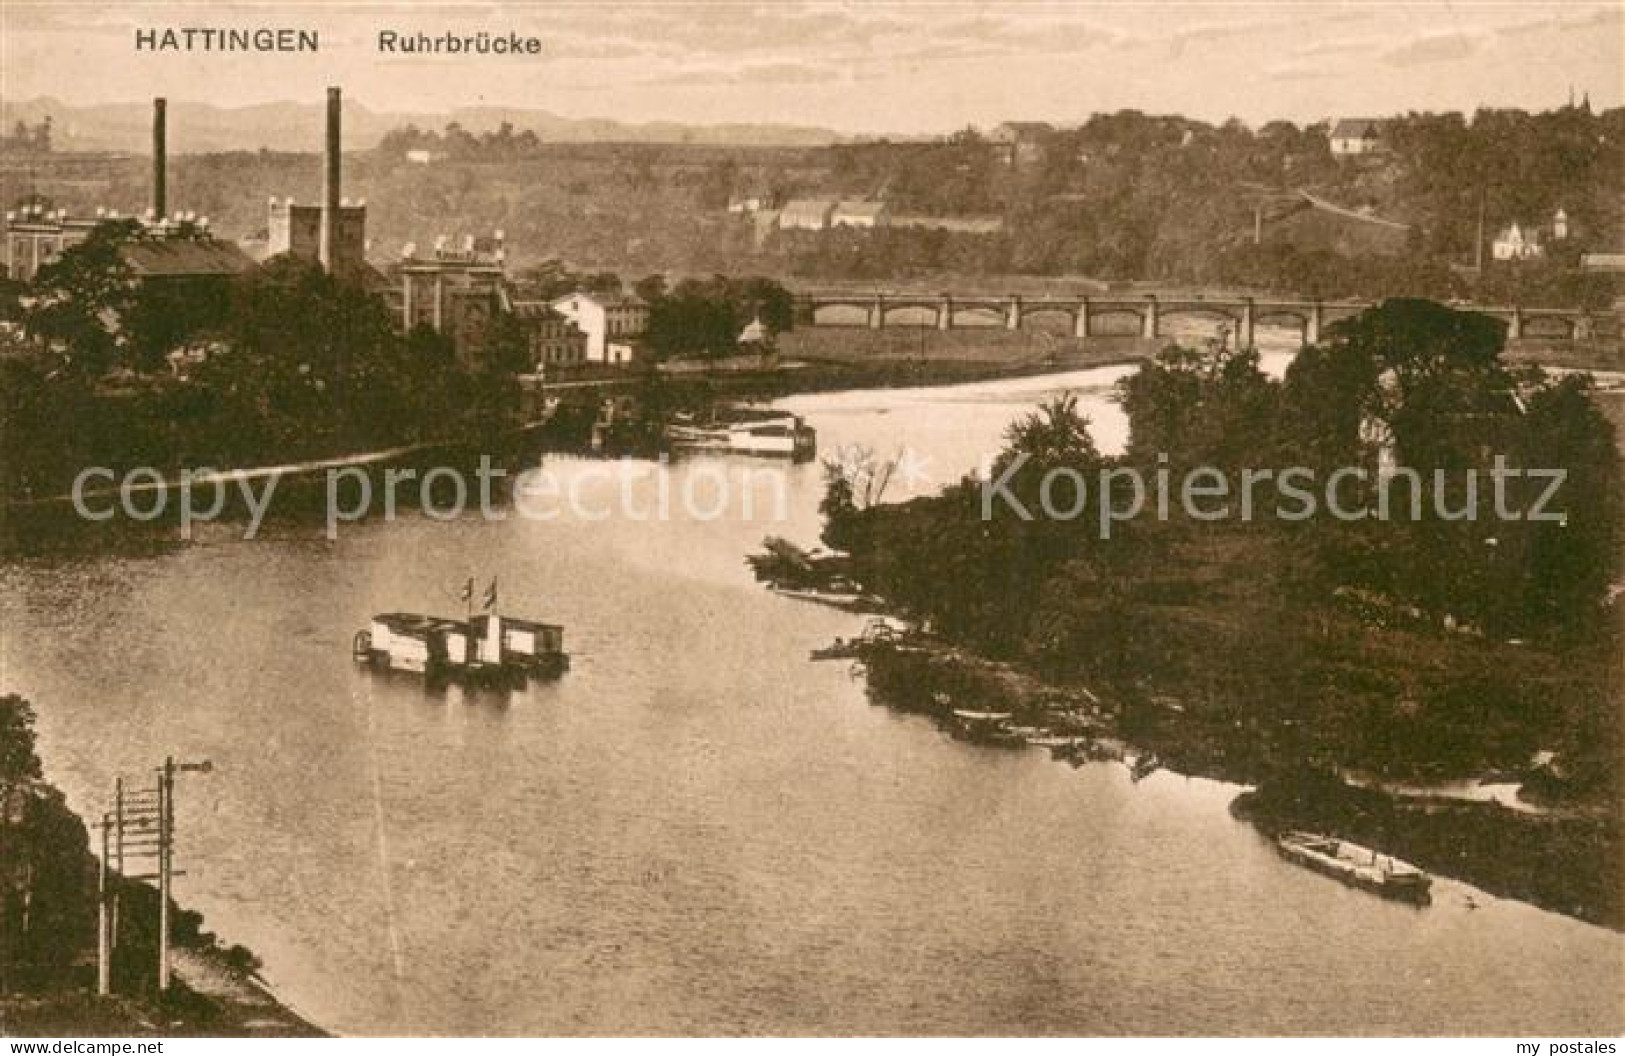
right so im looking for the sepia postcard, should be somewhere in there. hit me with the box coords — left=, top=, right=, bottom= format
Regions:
left=0, top=0, right=1622, bottom=1044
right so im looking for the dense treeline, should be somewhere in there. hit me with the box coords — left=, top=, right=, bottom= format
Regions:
left=378, top=121, right=543, bottom=162
left=826, top=300, right=1622, bottom=787
left=640, top=274, right=794, bottom=359
left=785, top=106, right=1624, bottom=302
left=1, top=222, right=521, bottom=500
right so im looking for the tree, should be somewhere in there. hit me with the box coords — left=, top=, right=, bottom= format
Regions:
left=633, top=273, right=669, bottom=305
left=0, top=695, right=94, bottom=993
left=121, top=275, right=234, bottom=372
left=643, top=275, right=793, bottom=359
left=1513, top=373, right=1623, bottom=630
left=819, top=446, right=896, bottom=554
left=996, top=393, right=1100, bottom=477
left=22, top=220, right=143, bottom=374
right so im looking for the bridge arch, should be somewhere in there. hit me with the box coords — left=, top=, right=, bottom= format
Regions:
left=1084, top=307, right=1148, bottom=334
left=950, top=304, right=1006, bottom=327
left=1157, top=304, right=1241, bottom=326
left=811, top=303, right=872, bottom=327
left=881, top=304, right=939, bottom=326
left=1520, top=314, right=1579, bottom=340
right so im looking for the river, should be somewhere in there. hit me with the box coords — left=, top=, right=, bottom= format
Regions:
left=2, top=358, right=1620, bottom=1036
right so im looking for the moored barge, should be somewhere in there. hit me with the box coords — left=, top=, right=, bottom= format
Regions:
left=666, top=413, right=817, bottom=461
left=1274, top=831, right=1432, bottom=904
left=354, top=611, right=569, bottom=684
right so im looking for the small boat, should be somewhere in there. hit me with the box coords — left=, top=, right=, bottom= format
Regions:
left=667, top=414, right=817, bottom=461
left=1274, top=831, right=1432, bottom=905
left=1025, top=733, right=1089, bottom=749
left=810, top=637, right=865, bottom=661
left=354, top=611, right=569, bottom=684
left=949, top=709, right=1025, bottom=747
left=768, top=584, right=883, bottom=612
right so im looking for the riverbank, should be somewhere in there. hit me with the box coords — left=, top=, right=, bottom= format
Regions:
left=0, top=696, right=325, bottom=1038
left=839, top=627, right=1621, bottom=929
left=759, top=310, right=1624, bottom=931
left=2, top=945, right=327, bottom=1038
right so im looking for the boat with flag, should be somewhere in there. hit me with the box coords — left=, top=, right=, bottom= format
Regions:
left=352, top=578, right=569, bottom=684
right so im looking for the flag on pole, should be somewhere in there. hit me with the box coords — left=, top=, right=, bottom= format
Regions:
left=459, top=577, right=474, bottom=604
left=483, top=578, right=498, bottom=611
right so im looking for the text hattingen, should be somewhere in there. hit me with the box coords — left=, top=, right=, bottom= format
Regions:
left=133, top=27, right=545, bottom=55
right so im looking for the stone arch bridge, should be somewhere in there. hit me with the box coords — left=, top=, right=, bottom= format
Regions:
left=792, top=291, right=1596, bottom=345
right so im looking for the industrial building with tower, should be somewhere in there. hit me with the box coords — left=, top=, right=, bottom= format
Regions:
left=1, top=86, right=637, bottom=374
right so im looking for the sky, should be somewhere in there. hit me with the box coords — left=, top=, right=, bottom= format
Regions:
left=1, top=1, right=1620, bottom=134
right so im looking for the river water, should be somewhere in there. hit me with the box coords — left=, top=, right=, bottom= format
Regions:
left=2, top=354, right=1621, bottom=1036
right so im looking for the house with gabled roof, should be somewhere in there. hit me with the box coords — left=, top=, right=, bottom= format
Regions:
left=1329, top=118, right=1383, bottom=156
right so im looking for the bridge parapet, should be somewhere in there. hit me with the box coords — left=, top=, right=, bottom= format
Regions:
left=793, top=291, right=1595, bottom=344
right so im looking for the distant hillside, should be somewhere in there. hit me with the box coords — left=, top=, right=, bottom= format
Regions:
left=0, top=96, right=844, bottom=152
left=5, top=105, right=1618, bottom=307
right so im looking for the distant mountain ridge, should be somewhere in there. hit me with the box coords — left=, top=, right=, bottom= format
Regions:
left=0, top=96, right=845, bottom=152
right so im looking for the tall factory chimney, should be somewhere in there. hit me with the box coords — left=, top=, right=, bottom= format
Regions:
left=320, top=86, right=341, bottom=271
left=152, top=97, right=167, bottom=219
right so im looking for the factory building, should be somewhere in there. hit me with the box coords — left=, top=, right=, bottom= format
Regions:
left=3, top=97, right=249, bottom=284
left=384, top=233, right=510, bottom=370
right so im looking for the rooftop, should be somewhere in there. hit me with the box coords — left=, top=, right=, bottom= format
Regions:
left=1330, top=118, right=1382, bottom=139
left=119, top=238, right=255, bottom=278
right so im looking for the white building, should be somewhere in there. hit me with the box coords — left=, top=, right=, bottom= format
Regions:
left=831, top=201, right=890, bottom=229
left=1329, top=118, right=1382, bottom=156
left=1492, top=223, right=1544, bottom=261
left=550, top=290, right=650, bottom=365
left=778, top=199, right=837, bottom=231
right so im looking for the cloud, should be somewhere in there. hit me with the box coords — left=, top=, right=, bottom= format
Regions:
left=1381, top=31, right=1482, bottom=68
left=1264, top=58, right=1341, bottom=82
left=642, top=60, right=848, bottom=89
left=1491, top=3, right=1623, bottom=40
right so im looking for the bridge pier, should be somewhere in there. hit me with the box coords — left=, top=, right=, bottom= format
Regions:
left=938, top=295, right=953, bottom=331
left=1006, top=295, right=1023, bottom=331
left=1305, top=303, right=1323, bottom=346
left=1074, top=297, right=1092, bottom=339
left=1238, top=298, right=1255, bottom=350
left=868, top=296, right=885, bottom=330
left=1142, top=296, right=1159, bottom=341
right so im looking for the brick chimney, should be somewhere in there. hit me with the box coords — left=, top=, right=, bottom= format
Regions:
left=152, top=98, right=167, bottom=219
left=320, top=86, right=341, bottom=271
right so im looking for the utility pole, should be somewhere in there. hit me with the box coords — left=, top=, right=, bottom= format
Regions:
left=112, top=778, right=123, bottom=952
left=1474, top=187, right=1487, bottom=274
left=157, top=758, right=172, bottom=992
left=97, top=817, right=111, bottom=997
left=157, top=757, right=212, bottom=993
left=96, top=758, right=211, bottom=998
